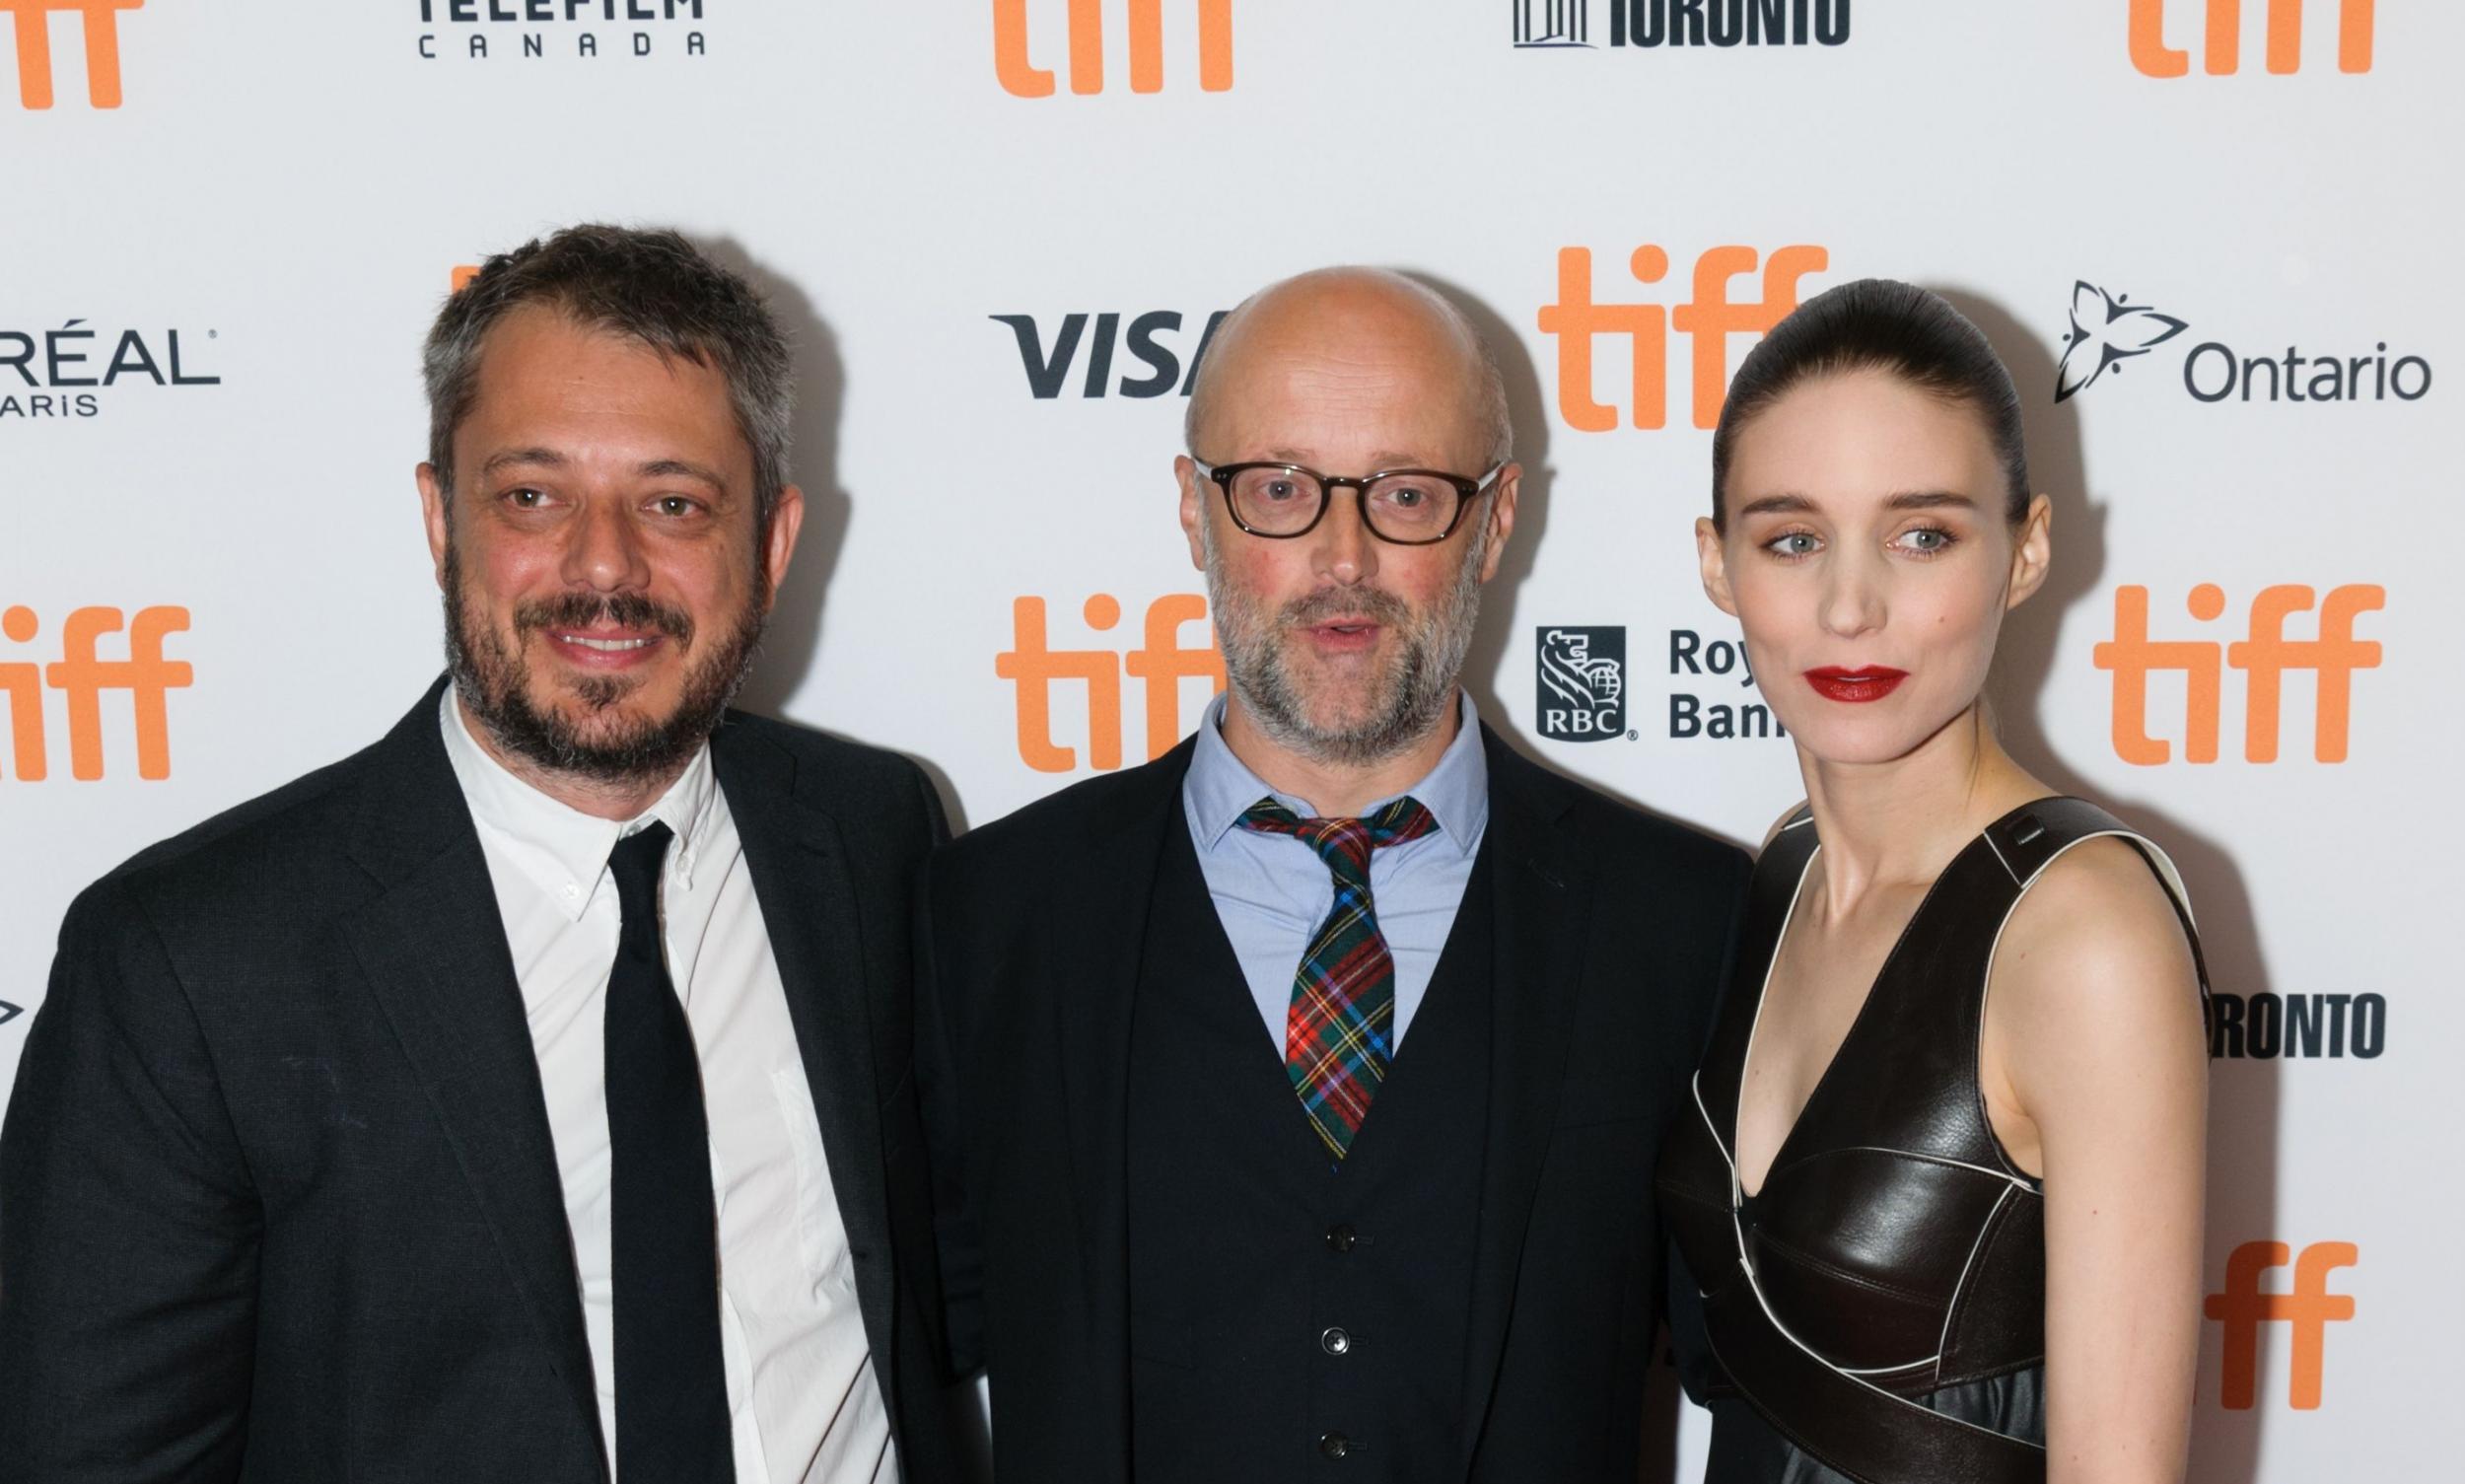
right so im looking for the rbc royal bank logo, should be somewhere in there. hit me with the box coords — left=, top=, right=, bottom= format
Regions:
left=1536, top=627, right=1625, bottom=742
left=2132, top=0, right=2374, bottom=77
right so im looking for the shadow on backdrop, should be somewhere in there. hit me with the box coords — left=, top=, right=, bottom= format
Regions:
left=711, top=239, right=973, bottom=835
left=1942, top=287, right=2273, bottom=1484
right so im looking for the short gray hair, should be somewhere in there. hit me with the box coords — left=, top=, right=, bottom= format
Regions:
left=423, top=224, right=795, bottom=536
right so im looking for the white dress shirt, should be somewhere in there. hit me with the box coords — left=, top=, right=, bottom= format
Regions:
left=440, top=689, right=892, bottom=1484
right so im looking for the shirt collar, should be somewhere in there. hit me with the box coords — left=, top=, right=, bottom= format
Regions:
left=1184, top=689, right=1489, bottom=857
left=440, top=685, right=721, bottom=922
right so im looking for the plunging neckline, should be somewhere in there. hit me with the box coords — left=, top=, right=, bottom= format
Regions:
left=1728, top=802, right=2048, bottom=1204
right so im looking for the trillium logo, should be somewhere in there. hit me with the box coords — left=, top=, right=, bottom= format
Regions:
left=2055, top=281, right=2187, bottom=402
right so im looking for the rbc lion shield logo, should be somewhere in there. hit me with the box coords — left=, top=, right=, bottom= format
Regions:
left=1537, top=626, right=1625, bottom=742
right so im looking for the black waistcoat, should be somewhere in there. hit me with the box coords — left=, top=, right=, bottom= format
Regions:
left=1125, top=814, right=1496, bottom=1483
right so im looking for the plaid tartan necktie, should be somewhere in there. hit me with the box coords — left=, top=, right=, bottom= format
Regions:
left=1235, top=795, right=1439, bottom=1160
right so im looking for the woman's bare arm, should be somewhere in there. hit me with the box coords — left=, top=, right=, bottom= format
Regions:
left=1985, top=837, right=2208, bottom=1484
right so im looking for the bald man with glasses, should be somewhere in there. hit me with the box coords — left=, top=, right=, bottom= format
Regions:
left=917, top=266, right=1749, bottom=1483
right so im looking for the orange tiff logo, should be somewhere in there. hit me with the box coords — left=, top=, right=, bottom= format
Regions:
left=4, top=0, right=143, bottom=108
left=997, top=594, right=1224, bottom=771
left=1538, top=244, right=1828, bottom=433
left=2205, top=1240, right=2358, bottom=1409
left=995, top=0, right=1232, bottom=97
left=2130, top=0, right=2375, bottom=76
left=1, top=604, right=191, bottom=781
left=2091, top=583, right=2381, bottom=765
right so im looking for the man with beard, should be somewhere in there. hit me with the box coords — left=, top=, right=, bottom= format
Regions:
left=0, top=227, right=966, bottom=1483
left=916, top=268, right=1752, bottom=1481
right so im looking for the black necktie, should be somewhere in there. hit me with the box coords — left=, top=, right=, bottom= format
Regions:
left=603, top=821, right=734, bottom=1480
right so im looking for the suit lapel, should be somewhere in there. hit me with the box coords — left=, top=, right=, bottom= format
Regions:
left=341, top=680, right=599, bottom=1441
left=1456, top=730, right=1593, bottom=1465
left=711, top=726, right=893, bottom=1300
left=1055, top=742, right=1192, bottom=1381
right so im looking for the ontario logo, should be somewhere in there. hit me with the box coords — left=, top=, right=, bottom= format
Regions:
left=1536, top=627, right=1625, bottom=742
left=0, top=1000, right=22, bottom=1027
left=415, top=1, right=710, bottom=63
left=1, top=320, right=223, bottom=421
left=2053, top=280, right=2430, bottom=405
left=4, top=0, right=147, bottom=109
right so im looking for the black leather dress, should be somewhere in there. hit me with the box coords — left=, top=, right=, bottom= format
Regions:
left=1656, top=799, right=2207, bottom=1484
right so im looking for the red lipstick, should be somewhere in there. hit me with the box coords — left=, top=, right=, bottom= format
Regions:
left=1802, top=667, right=1909, bottom=703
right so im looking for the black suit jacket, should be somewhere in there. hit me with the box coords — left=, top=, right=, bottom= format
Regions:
left=917, top=726, right=1750, bottom=1483
left=0, top=678, right=966, bottom=1483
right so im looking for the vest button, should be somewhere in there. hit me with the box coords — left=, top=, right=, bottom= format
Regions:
left=1325, top=1224, right=1358, bottom=1252
left=1317, top=1431, right=1351, bottom=1459
left=1320, top=1326, right=1352, bottom=1356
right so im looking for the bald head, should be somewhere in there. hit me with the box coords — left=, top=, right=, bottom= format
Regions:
left=1185, top=267, right=1513, bottom=472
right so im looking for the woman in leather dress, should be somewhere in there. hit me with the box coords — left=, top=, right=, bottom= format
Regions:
left=1655, top=280, right=2210, bottom=1484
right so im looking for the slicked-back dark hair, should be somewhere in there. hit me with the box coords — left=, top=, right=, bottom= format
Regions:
left=1711, top=278, right=2029, bottom=532
left=424, top=224, right=794, bottom=539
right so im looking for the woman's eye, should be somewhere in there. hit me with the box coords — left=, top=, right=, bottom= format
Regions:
left=1895, top=527, right=1954, bottom=554
left=1764, top=530, right=1820, bottom=558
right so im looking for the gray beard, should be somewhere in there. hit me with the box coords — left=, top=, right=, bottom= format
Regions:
left=1202, top=519, right=1487, bottom=769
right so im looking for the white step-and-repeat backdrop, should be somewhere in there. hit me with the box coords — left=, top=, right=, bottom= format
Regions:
left=4, top=3, right=2454, bottom=1476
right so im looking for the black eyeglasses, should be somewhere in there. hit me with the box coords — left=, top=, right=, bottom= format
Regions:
left=1194, top=460, right=1504, bottom=545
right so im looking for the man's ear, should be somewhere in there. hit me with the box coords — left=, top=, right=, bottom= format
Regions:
left=1175, top=456, right=1208, bottom=572
left=417, top=463, right=451, bottom=586
left=761, top=486, right=808, bottom=609
left=1475, top=464, right=1521, bottom=583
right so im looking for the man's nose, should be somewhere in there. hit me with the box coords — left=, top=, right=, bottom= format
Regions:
left=561, top=498, right=653, bottom=594
left=1310, top=483, right=1380, bottom=588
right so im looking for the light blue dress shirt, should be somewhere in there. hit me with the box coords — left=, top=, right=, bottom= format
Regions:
left=1180, top=691, right=1490, bottom=1058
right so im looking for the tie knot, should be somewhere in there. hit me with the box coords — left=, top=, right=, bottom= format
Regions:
left=1236, top=795, right=1437, bottom=883
left=606, top=821, right=674, bottom=954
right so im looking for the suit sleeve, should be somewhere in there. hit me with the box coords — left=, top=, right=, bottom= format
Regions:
left=1660, top=842, right=1754, bottom=1408
left=912, top=848, right=986, bottom=1383
left=0, top=880, right=259, bottom=1482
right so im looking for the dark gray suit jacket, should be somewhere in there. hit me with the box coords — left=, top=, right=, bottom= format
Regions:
left=0, top=678, right=965, bottom=1483
left=918, top=726, right=1750, bottom=1483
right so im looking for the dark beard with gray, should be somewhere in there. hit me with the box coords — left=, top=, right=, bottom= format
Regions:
left=441, top=541, right=767, bottom=785
left=1203, top=522, right=1486, bottom=768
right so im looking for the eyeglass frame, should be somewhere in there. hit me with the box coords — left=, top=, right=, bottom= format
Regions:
left=1191, top=459, right=1507, bottom=545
